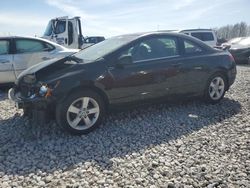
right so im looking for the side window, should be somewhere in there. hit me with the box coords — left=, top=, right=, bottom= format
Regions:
left=54, top=20, right=66, bottom=34
left=84, top=38, right=90, bottom=43
left=16, top=39, right=46, bottom=53
left=191, top=32, right=203, bottom=41
left=184, top=40, right=203, bottom=54
left=98, top=37, right=105, bottom=42
left=68, top=21, right=73, bottom=45
left=44, top=42, right=55, bottom=51
left=122, top=37, right=179, bottom=62
left=191, top=32, right=214, bottom=41
left=0, top=40, right=9, bottom=55
left=202, top=32, right=214, bottom=41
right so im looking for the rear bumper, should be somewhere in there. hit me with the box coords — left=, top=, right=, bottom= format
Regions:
left=227, top=67, right=237, bottom=87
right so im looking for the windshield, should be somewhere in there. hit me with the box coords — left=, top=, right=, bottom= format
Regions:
left=44, top=20, right=53, bottom=36
left=74, top=35, right=138, bottom=61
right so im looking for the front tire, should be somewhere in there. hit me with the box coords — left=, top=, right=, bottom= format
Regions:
left=204, top=73, right=227, bottom=104
left=56, top=90, right=105, bottom=135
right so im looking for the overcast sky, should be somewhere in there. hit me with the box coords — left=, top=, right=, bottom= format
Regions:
left=1, top=0, right=249, bottom=37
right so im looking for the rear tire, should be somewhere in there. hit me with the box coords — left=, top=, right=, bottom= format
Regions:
left=204, top=73, right=227, bottom=104
left=56, top=90, right=105, bottom=135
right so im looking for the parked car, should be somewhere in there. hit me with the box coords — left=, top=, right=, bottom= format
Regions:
left=228, top=37, right=250, bottom=64
left=179, top=29, right=218, bottom=47
left=221, top=37, right=246, bottom=50
left=82, top=36, right=105, bottom=49
left=9, top=32, right=236, bottom=135
left=0, top=36, right=79, bottom=84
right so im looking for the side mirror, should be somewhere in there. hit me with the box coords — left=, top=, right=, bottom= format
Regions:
left=117, top=55, right=133, bottom=66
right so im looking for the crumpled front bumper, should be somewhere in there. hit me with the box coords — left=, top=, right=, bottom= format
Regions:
left=8, top=88, right=50, bottom=109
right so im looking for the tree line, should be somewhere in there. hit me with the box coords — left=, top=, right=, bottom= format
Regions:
left=214, top=22, right=250, bottom=40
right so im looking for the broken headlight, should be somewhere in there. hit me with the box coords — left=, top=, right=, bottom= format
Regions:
left=38, top=81, right=60, bottom=98
left=39, top=85, right=48, bottom=97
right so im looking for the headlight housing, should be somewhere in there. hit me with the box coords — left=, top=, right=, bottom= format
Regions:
left=23, top=74, right=36, bottom=84
left=39, top=85, right=48, bottom=97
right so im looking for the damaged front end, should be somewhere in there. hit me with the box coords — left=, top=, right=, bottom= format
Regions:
left=9, top=73, right=60, bottom=124
left=9, top=55, right=86, bottom=125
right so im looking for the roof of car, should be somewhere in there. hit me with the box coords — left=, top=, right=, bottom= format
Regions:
left=0, top=35, right=66, bottom=49
left=114, top=31, right=214, bottom=51
left=179, top=29, right=214, bottom=32
left=0, top=35, right=59, bottom=43
left=115, top=31, right=193, bottom=39
left=1, top=35, right=38, bottom=39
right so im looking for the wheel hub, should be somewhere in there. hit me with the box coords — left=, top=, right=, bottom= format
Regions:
left=209, top=76, right=225, bottom=100
left=79, top=110, right=88, bottom=118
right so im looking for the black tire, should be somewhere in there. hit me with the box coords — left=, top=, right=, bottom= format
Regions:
left=204, top=73, right=227, bottom=104
left=56, top=90, right=105, bottom=135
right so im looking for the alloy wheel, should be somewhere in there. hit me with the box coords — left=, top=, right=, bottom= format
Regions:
left=209, top=76, right=225, bottom=100
left=66, top=97, right=100, bottom=130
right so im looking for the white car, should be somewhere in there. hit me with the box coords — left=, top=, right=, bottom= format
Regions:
left=0, top=36, right=79, bottom=84
left=179, top=29, right=218, bottom=47
left=221, top=37, right=246, bottom=49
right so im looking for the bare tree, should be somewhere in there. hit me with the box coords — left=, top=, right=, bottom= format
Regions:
left=238, top=22, right=248, bottom=37
left=248, top=26, right=250, bottom=36
left=215, top=22, right=249, bottom=40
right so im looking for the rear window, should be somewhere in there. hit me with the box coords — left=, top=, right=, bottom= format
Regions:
left=191, top=32, right=214, bottom=41
left=184, top=40, right=203, bottom=54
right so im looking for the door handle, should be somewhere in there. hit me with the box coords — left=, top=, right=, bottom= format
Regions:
left=42, top=57, right=51, bottom=61
left=0, top=60, right=10, bottom=64
left=194, top=66, right=203, bottom=70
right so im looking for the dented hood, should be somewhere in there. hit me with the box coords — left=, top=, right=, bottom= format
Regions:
left=18, top=57, right=66, bottom=79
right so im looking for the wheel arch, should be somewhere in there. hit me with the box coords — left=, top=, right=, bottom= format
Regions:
left=61, top=84, right=110, bottom=108
left=208, top=68, right=229, bottom=91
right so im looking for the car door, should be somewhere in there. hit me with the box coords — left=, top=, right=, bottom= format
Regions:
left=107, top=36, right=182, bottom=104
left=174, top=39, right=209, bottom=95
left=13, top=38, right=54, bottom=77
left=49, top=19, right=69, bottom=47
left=0, top=39, right=16, bottom=84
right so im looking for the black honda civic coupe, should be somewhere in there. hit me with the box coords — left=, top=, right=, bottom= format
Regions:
left=9, top=32, right=237, bottom=135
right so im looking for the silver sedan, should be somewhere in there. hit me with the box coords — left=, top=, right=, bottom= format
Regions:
left=0, top=36, right=79, bottom=84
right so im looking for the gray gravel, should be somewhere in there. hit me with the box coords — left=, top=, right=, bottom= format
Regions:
left=0, top=66, right=249, bottom=188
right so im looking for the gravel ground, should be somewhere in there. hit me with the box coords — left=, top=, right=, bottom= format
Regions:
left=0, top=66, right=249, bottom=188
